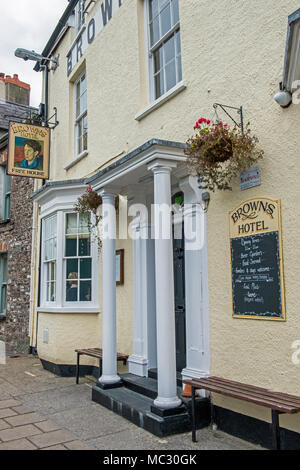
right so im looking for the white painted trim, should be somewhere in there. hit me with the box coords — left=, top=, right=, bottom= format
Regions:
left=37, top=307, right=100, bottom=314
left=64, top=150, right=89, bottom=170
left=135, top=80, right=187, bottom=121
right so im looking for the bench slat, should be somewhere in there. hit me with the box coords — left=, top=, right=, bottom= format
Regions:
left=198, top=377, right=300, bottom=409
left=184, top=379, right=300, bottom=413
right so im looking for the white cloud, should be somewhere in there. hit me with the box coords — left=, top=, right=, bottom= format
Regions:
left=0, top=0, right=69, bottom=107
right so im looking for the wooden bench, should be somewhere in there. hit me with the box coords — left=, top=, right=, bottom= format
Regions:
left=75, top=348, right=129, bottom=384
left=183, top=376, right=300, bottom=450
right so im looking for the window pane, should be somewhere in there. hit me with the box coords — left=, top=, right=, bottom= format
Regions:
left=172, top=0, right=179, bottom=24
left=47, top=262, right=56, bottom=281
left=175, top=30, right=181, bottom=54
left=79, top=213, right=90, bottom=234
left=177, top=53, right=182, bottom=82
left=83, top=115, right=88, bottom=151
left=164, top=34, right=175, bottom=64
left=80, top=280, right=91, bottom=301
left=1, top=286, right=6, bottom=313
left=66, top=259, right=78, bottom=279
left=65, top=236, right=77, bottom=257
left=66, top=282, right=78, bottom=302
left=66, top=213, right=78, bottom=234
left=154, top=47, right=163, bottom=73
left=150, top=17, right=160, bottom=45
left=80, top=258, right=91, bottom=279
left=48, top=282, right=56, bottom=302
left=155, top=71, right=164, bottom=98
left=78, top=235, right=90, bottom=256
left=161, top=4, right=171, bottom=37
left=149, top=0, right=159, bottom=21
left=165, top=59, right=176, bottom=92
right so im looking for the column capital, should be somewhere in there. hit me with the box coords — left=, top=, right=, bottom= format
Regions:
left=147, top=159, right=177, bottom=174
left=98, top=186, right=119, bottom=199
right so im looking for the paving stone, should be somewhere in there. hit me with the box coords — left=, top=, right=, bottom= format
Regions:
left=0, top=438, right=37, bottom=450
left=0, top=408, right=17, bottom=419
left=5, top=412, right=45, bottom=427
left=64, top=440, right=91, bottom=450
left=0, top=419, right=11, bottom=431
left=0, top=424, right=42, bottom=442
left=0, top=399, right=21, bottom=409
left=28, top=429, right=75, bottom=449
left=34, top=420, right=61, bottom=432
left=41, top=444, right=67, bottom=450
left=12, top=405, right=33, bottom=414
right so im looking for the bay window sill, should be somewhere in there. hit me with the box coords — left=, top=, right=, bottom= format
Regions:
left=37, top=306, right=100, bottom=314
left=64, top=150, right=88, bottom=171
left=135, top=80, right=187, bottom=121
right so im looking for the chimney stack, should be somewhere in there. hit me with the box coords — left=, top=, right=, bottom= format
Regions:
left=0, top=73, right=31, bottom=105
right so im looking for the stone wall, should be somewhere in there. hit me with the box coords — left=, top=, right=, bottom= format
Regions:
left=0, top=174, right=34, bottom=353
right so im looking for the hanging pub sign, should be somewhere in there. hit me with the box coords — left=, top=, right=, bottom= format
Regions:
left=229, top=197, right=286, bottom=321
left=7, top=121, right=50, bottom=180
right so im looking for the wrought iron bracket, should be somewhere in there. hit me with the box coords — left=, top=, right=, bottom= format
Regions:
left=213, top=103, right=244, bottom=133
left=46, top=107, right=59, bottom=129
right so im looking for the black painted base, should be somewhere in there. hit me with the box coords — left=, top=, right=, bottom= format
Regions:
left=40, top=358, right=99, bottom=378
left=214, top=405, right=300, bottom=450
left=151, top=404, right=187, bottom=418
left=97, top=380, right=123, bottom=390
left=92, top=385, right=194, bottom=437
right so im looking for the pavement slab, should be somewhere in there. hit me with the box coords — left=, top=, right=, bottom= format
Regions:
left=0, top=356, right=263, bottom=451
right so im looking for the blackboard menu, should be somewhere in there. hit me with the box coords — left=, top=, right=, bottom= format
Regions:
left=231, top=232, right=282, bottom=318
left=229, top=198, right=285, bottom=321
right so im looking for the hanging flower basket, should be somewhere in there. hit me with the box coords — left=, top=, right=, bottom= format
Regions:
left=185, top=118, right=264, bottom=191
left=75, top=185, right=102, bottom=214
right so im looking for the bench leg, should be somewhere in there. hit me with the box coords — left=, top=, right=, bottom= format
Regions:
left=272, top=410, right=281, bottom=450
left=192, top=386, right=197, bottom=443
left=98, top=359, right=102, bottom=379
left=76, top=353, right=80, bottom=384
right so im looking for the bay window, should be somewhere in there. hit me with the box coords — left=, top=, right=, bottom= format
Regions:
left=41, top=209, right=98, bottom=311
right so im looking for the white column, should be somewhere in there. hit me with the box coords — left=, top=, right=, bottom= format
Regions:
left=179, top=176, right=210, bottom=388
left=148, top=160, right=181, bottom=410
left=98, top=190, right=121, bottom=386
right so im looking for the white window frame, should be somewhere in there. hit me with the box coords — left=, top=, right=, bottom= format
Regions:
left=146, top=0, right=182, bottom=102
left=75, top=0, right=86, bottom=34
left=74, top=70, right=88, bottom=158
left=40, top=209, right=98, bottom=313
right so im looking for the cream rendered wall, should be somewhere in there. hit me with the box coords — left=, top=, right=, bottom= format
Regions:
left=41, top=0, right=299, bottom=430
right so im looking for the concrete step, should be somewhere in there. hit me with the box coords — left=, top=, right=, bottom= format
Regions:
left=121, top=373, right=182, bottom=400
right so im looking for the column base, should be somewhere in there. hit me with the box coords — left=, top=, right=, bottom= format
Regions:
left=128, top=355, right=148, bottom=377
left=98, top=375, right=122, bottom=389
left=153, top=396, right=182, bottom=410
left=151, top=403, right=187, bottom=418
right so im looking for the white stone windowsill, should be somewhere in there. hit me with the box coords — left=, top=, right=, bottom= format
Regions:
left=135, top=80, right=187, bottom=121
left=37, top=306, right=100, bottom=314
left=64, top=150, right=89, bottom=171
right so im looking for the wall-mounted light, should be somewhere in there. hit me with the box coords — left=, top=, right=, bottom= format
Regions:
left=201, top=191, right=210, bottom=213
left=274, top=90, right=292, bottom=108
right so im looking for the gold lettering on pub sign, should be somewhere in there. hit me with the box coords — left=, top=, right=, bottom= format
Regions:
left=229, top=198, right=279, bottom=239
left=7, top=121, right=50, bottom=180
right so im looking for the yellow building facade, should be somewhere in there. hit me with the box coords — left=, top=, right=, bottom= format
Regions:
left=30, top=0, right=300, bottom=447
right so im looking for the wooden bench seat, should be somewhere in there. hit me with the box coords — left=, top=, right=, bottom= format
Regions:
left=75, top=348, right=128, bottom=384
left=183, top=376, right=300, bottom=450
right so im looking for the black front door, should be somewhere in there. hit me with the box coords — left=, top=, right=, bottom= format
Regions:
left=172, top=193, right=186, bottom=372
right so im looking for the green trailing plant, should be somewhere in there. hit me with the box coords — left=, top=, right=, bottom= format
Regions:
left=185, top=118, right=264, bottom=191
left=74, top=185, right=102, bottom=250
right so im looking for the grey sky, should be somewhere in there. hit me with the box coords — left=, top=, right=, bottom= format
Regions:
left=0, top=1, right=69, bottom=108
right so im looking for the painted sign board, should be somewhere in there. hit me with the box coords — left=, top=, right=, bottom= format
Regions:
left=240, top=165, right=261, bottom=191
left=67, top=0, right=126, bottom=76
left=229, top=198, right=286, bottom=321
left=7, top=122, right=50, bottom=180
left=0, top=241, right=9, bottom=252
